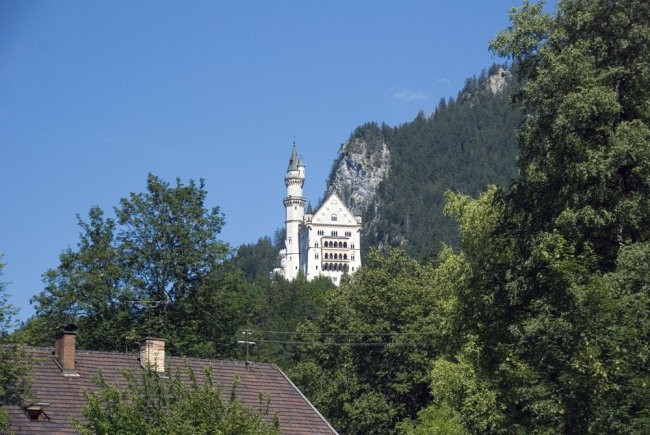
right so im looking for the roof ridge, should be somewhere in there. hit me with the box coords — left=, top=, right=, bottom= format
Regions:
left=23, top=345, right=277, bottom=367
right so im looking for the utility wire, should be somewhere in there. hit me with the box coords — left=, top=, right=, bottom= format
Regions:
left=255, top=339, right=435, bottom=347
left=247, top=330, right=438, bottom=347
left=250, top=329, right=439, bottom=337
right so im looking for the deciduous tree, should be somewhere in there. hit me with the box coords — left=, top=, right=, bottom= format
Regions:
left=434, top=1, right=650, bottom=432
left=0, top=258, right=32, bottom=431
left=25, top=175, right=244, bottom=358
left=291, top=249, right=457, bottom=434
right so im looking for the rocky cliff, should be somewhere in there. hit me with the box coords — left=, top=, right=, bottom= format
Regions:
left=325, top=125, right=391, bottom=216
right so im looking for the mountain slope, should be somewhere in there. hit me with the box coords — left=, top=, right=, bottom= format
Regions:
left=326, top=65, right=521, bottom=260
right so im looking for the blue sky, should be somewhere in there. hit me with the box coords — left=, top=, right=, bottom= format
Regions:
left=1, top=1, right=555, bottom=323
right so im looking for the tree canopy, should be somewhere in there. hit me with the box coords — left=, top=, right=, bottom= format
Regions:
left=0, top=258, right=32, bottom=432
left=408, top=0, right=650, bottom=432
left=290, top=249, right=458, bottom=434
left=24, top=174, right=248, bottom=358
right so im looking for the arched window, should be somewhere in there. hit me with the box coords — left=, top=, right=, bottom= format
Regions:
left=343, top=242, right=347, bottom=248
left=344, top=254, right=348, bottom=260
left=331, top=213, right=337, bottom=222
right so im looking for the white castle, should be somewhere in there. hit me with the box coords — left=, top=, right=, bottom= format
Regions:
left=275, top=144, right=362, bottom=285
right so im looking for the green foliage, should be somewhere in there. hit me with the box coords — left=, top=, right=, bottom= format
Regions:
left=396, top=404, right=466, bottom=435
left=421, top=1, right=650, bottom=432
left=24, top=174, right=248, bottom=359
left=249, top=276, right=333, bottom=369
left=290, top=249, right=458, bottom=434
left=72, top=365, right=279, bottom=434
left=0, top=258, right=32, bottom=432
left=234, top=236, right=279, bottom=282
left=426, top=339, right=504, bottom=433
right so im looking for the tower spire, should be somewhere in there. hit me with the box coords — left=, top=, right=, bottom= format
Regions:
left=283, top=142, right=306, bottom=281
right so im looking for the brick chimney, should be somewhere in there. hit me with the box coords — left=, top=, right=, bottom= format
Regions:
left=140, top=337, right=165, bottom=373
left=54, top=323, right=79, bottom=376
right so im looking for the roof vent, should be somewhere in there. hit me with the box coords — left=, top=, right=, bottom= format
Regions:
left=25, top=403, right=50, bottom=421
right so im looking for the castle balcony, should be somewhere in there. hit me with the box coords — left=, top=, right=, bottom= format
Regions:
left=321, top=261, right=350, bottom=272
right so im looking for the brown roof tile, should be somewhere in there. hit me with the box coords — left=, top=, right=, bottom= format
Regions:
left=6, top=347, right=337, bottom=434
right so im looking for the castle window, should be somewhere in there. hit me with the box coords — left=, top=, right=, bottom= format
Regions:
left=344, top=242, right=347, bottom=248
left=318, top=230, right=324, bottom=236
left=315, top=253, right=319, bottom=259
left=344, top=254, right=348, bottom=260
left=288, top=237, right=292, bottom=244
left=331, top=213, right=337, bottom=222
left=345, top=231, right=352, bottom=237
left=331, top=231, right=338, bottom=237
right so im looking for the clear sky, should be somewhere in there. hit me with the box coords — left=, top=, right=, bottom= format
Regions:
left=1, top=1, right=555, bottom=323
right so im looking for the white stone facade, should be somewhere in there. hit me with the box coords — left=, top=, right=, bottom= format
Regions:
left=277, top=145, right=362, bottom=285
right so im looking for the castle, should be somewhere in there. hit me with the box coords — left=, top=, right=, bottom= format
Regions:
left=275, top=144, right=362, bottom=285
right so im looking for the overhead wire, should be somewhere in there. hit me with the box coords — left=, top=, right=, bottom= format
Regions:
left=246, top=329, right=439, bottom=347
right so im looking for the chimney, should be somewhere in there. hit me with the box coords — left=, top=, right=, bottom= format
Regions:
left=54, top=323, right=79, bottom=376
left=140, top=337, right=165, bottom=374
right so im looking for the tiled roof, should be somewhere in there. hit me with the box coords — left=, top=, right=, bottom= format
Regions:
left=5, top=347, right=337, bottom=434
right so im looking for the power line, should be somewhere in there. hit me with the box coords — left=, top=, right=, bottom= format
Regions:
left=250, top=329, right=439, bottom=337
left=247, top=330, right=439, bottom=348
left=255, top=339, right=435, bottom=347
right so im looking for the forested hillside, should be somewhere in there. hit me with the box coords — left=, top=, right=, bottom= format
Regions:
left=327, top=65, right=521, bottom=261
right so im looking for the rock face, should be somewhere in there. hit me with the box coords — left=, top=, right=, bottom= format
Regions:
left=326, top=131, right=390, bottom=218
left=486, top=67, right=512, bottom=95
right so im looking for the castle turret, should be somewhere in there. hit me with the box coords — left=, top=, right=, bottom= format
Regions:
left=283, top=143, right=306, bottom=281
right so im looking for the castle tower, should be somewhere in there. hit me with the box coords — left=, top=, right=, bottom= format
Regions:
left=283, top=143, right=305, bottom=281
